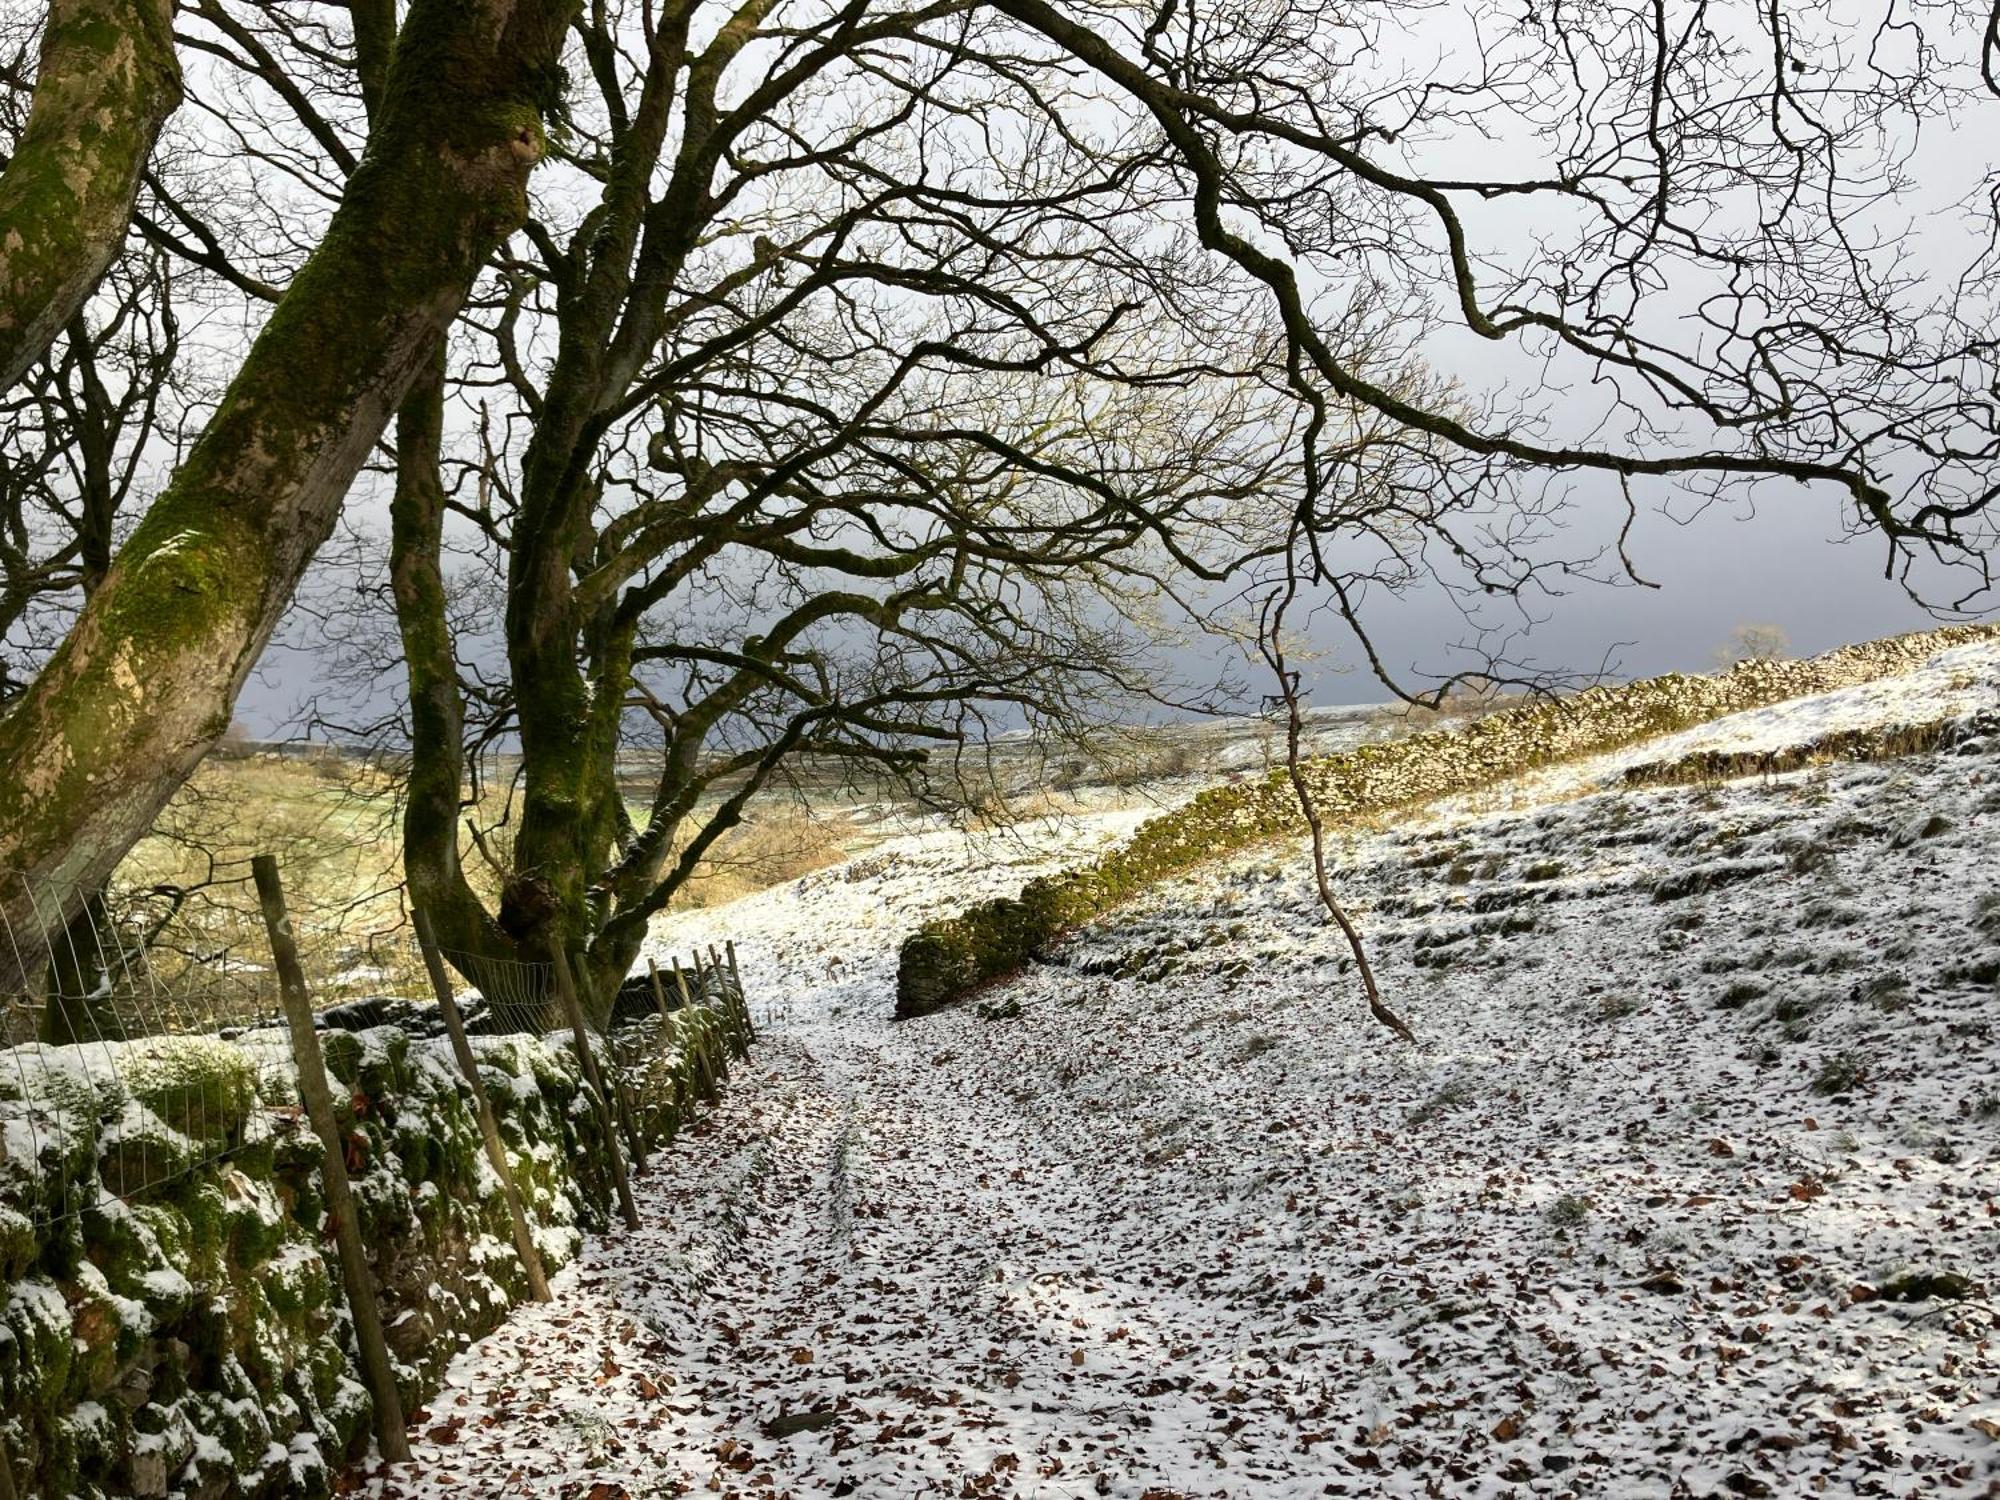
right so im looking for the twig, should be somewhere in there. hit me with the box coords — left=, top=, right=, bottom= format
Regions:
left=1256, top=543, right=1416, bottom=1047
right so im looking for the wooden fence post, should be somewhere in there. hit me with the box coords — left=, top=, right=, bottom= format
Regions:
left=589, top=961, right=650, bottom=1174
left=251, top=855, right=412, bottom=1463
left=641, top=959, right=688, bottom=1137
left=673, top=953, right=713, bottom=1100
left=724, top=938, right=753, bottom=1041
left=708, top=947, right=736, bottom=1052
left=665, top=957, right=695, bottom=1115
left=412, top=909, right=551, bottom=1304
left=690, top=949, right=717, bottom=1063
left=547, top=945, right=641, bottom=1230
left=704, top=952, right=736, bottom=1080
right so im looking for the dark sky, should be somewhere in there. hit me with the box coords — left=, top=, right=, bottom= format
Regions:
left=1275, top=484, right=1942, bottom=706
left=240, top=476, right=1943, bottom=737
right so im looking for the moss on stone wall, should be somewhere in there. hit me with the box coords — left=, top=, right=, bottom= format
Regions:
left=895, top=624, right=2000, bottom=1018
left=0, top=995, right=750, bottom=1497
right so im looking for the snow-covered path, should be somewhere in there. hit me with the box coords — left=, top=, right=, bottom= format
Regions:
left=358, top=657, right=2000, bottom=1500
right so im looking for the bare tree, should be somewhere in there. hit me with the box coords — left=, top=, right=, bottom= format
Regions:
left=5, top=0, right=2000, bottom=999
left=0, top=245, right=189, bottom=698
left=1716, top=623, right=1792, bottom=667
left=0, top=0, right=577, bottom=980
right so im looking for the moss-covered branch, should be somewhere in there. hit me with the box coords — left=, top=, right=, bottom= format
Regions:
left=0, top=0, right=180, bottom=391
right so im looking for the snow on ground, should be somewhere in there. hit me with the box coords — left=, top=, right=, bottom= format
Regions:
left=1470, top=638, right=2000, bottom=821
left=358, top=658, right=1999, bottom=1500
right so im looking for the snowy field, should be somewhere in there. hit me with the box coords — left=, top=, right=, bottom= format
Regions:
left=357, top=645, right=2000, bottom=1499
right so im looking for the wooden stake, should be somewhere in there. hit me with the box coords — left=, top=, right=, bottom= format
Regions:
left=251, top=855, right=412, bottom=1463
left=591, top=964, right=650, bottom=1173
left=703, top=946, right=736, bottom=1079
left=666, top=958, right=694, bottom=1116
left=412, top=908, right=550, bottom=1303
left=724, top=938, right=754, bottom=1041
left=548, top=944, right=641, bottom=1230
left=643, top=960, right=684, bottom=1138
left=668, top=954, right=701, bottom=1097
left=698, top=946, right=727, bottom=1034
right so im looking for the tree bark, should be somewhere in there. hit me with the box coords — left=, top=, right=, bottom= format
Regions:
left=388, top=344, right=555, bottom=1022
left=0, top=0, right=578, bottom=980
left=490, top=40, right=686, bottom=1017
left=392, top=350, right=488, bottom=936
left=0, top=0, right=181, bottom=392
left=41, top=887, right=123, bottom=1044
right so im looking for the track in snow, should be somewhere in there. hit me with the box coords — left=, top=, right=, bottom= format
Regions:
left=358, top=654, right=2000, bottom=1499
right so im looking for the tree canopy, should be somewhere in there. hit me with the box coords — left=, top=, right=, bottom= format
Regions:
left=1, top=0, right=1996, bottom=1009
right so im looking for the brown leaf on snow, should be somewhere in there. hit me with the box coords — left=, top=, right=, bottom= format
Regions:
left=1491, top=1411, right=1524, bottom=1442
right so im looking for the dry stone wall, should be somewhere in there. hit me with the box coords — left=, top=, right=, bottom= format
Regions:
left=896, top=624, right=2000, bottom=1018
left=0, top=1001, right=746, bottom=1498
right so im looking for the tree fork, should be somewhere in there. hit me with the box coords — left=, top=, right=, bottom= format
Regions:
left=0, top=0, right=580, bottom=980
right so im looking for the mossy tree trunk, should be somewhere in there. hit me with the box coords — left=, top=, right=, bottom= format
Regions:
left=393, top=5, right=709, bottom=1028
left=0, top=0, right=181, bottom=392
left=0, top=0, right=579, bottom=982
left=493, top=5, right=799, bottom=1020
left=389, top=341, right=551, bottom=1022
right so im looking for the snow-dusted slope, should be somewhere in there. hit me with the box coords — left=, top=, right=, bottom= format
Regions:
left=363, top=648, right=2000, bottom=1500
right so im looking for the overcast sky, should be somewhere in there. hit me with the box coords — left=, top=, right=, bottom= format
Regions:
left=230, top=0, right=1988, bottom=735
left=237, top=473, right=1941, bottom=736
left=1279, top=487, right=1937, bottom=706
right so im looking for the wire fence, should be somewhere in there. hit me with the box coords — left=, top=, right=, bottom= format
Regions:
left=0, top=869, right=746, bottom=1234
left=0, top=872, right=294, bottom=1230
